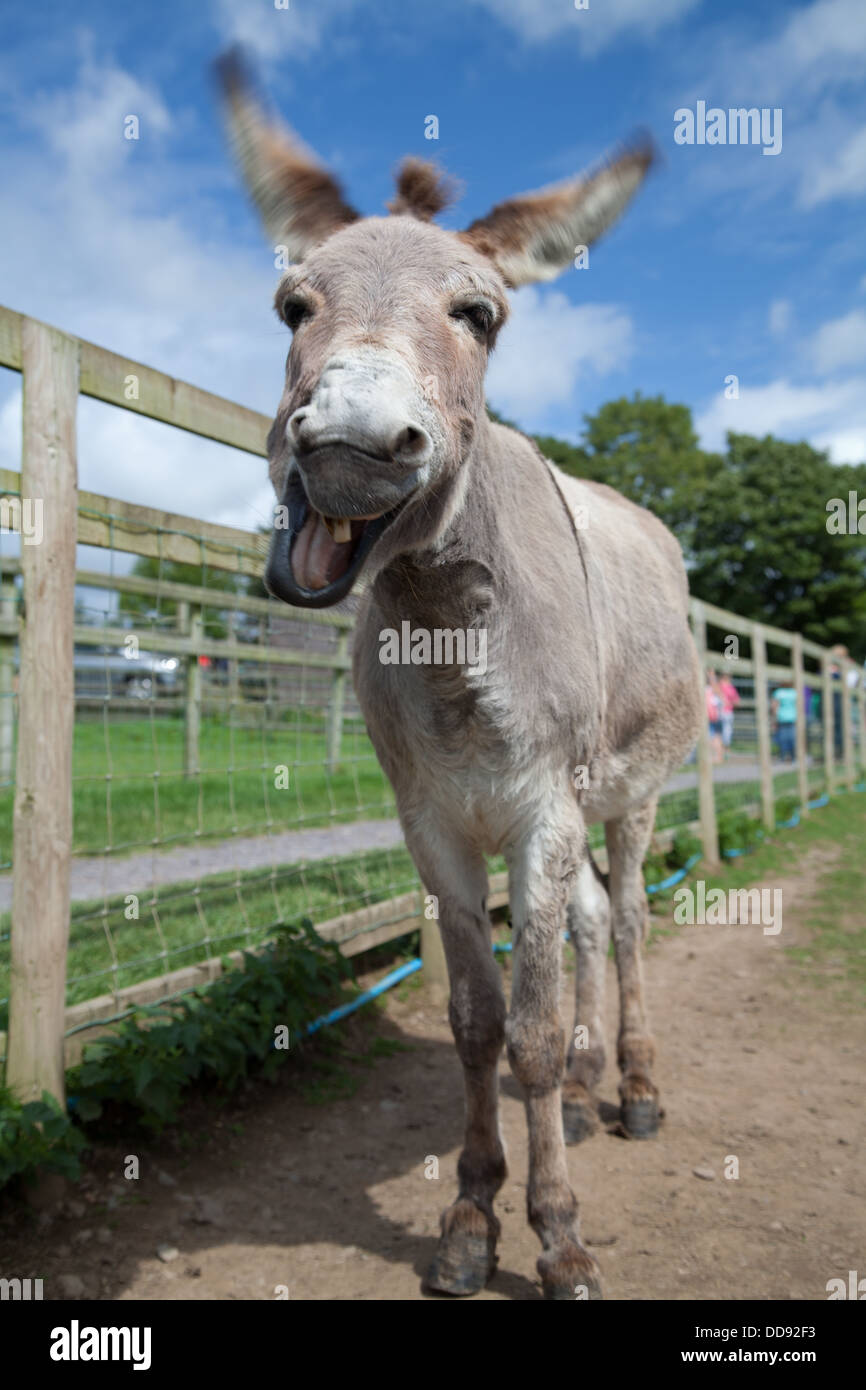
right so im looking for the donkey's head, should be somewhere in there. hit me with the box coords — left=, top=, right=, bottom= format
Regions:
left=218, top=50, right=653, bottom=608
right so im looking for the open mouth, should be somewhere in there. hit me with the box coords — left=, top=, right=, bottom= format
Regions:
left=265, top=467, right=415, bottom=608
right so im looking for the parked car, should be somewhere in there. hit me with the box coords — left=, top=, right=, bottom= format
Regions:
left=74, top=644, right=181, bottom=700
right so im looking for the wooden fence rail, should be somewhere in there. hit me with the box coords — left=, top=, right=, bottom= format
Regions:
left=0, top=304, right=864, bottom=1099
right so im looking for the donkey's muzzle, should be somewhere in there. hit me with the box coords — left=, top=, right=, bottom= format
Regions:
left=287, top=353, right=434, bottom=474
left=264, top=466, right=414, bottom=609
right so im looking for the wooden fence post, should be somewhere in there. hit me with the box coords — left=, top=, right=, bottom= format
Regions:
left=752, top=624, right=775, bottom=831
left=821, top=651, right=835, bottom=795
left=7, top=320, right=79, bottom=1105
left=691, top=601, right=719, bottom=868
left=792, top=633, right=809, bottom=817
left=326, top=629, right=348, bottom=773
left=182, top=602, right=202, bottom=776
left=842, top=658, right=856, bottom=791
left=0, top=574, right=16, bottom=785
left=227, top=609, right=240, bottom=711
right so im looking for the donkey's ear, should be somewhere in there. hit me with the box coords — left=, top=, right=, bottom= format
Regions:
left=459, top=140, right=655, bottom=287
left=215, top=47, right=359, bottom=259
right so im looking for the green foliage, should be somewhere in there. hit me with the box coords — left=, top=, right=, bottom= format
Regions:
left=67, top=920, right=354, bottom=1133
left=686, top=435, right=866, bottom=653
left=667, top=827, right=702, bottom=869
left=528, top=397, right=866, bottom=659
left=541, top=392, right=713, bottom=552
left=118, top=557, right=266, bottom=638
left=0, top=1088, right=86, bottom=1187
left=775, top=794, right=800, bottom=825
left=716, top=809, right=764, bottom=858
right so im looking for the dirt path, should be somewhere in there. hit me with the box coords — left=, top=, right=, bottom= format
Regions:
left=4, top=841, right=863, bottom=1301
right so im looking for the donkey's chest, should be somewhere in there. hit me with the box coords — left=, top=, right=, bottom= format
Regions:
left=371, top=661, right=568, bottom=849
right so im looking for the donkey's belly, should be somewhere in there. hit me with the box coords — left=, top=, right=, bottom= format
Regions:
left=581, top=743, right=681, bottom=824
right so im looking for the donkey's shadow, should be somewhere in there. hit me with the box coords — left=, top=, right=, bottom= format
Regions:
left=39, top=1009, right=549, bottom=1301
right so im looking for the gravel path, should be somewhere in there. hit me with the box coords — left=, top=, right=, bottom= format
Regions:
left=0, top=819, right=406, bottom=910
left=0, top=758, right=803, bottom=909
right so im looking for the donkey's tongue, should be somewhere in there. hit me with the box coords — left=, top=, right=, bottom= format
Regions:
left=291, top=511, right=353, bottom=591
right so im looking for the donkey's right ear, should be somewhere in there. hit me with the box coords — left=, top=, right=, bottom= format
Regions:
left=459, top=140, right=655, bottom=288
left=215, top=47, right=359, bottom=260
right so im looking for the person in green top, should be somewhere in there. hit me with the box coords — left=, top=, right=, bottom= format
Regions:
left=771, top=683, right=798, bottom=762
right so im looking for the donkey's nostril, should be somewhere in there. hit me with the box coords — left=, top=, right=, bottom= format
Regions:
left=288, top=410, right=308, bottom=443
left=392, top=424, right=431, bottom=461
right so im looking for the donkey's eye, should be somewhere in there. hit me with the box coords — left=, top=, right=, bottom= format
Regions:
left=450, top=301, right=494, bottom=338
left=281, top=296, right=314, bottom=331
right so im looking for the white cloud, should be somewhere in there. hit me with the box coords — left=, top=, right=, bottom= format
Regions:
left=769, top=299, right=793, bottom=337
left=695, top=0, right=866, bottom=105
left=812, top=426, right=866, bottom=463
left=811, top=308, right=866, bottom=373
left=470, top=0, right=698, bottom=52
left=696, top=376, right=866, bottom=462
left=486, top=287, right=633, bottom=422
left=0, top=51, right=287, bottom=525
left=768, top=0, right=866, bottom=96
left=676, top=0, right=866, bottom=212
left=213, top=0, right=359, bottom=66
left=24, top=48, right=171, bottom=181
left=803, top=126, right=866, bottom=207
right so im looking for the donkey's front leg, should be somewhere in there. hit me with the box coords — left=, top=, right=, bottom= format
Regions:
left=407, top=824, right=507, bottom=1296
left=506, top=820, right=602, bottom=1300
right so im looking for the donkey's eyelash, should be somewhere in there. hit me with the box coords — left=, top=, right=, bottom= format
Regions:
left=450, top=302, right=495, bottom=336
left=279, top=296, right=314, bottom=330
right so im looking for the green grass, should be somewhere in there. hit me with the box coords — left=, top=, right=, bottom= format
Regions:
left=0, top=711, right=396, bottom=865
left=0, top=846, right=421, bottom=1023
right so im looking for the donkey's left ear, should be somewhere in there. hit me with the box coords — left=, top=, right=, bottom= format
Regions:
left=216, top=47, right=359, bottom=259
left=459, top=140, right=655, bottom=288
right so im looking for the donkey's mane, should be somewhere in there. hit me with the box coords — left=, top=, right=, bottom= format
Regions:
left=387, top=157, right=458, bottom=221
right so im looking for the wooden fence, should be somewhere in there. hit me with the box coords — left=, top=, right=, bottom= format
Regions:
left=1, top=305, right=864, bottom=1104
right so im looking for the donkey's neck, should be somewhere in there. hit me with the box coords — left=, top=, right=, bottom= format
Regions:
left=371, top=413, right=579, bottom=631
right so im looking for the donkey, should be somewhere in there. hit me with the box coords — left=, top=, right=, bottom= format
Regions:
left=219, top=52, right=702, bottom=1300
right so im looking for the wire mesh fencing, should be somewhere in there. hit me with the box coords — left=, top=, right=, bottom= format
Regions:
left=0, top=508, right=428, bottom=1042
left=1, top=306, right=864, bottom=1102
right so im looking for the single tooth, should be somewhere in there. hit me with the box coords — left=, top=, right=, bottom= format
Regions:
left=329, top=516, right=352, bottom=543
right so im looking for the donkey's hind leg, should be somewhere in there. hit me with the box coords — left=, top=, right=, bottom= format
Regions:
left=563, top=850, right=611, bottom=1144
left=606, top=797, right=660, bottom=1139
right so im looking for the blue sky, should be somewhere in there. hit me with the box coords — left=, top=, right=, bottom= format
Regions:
left=0, top=0, right=865, bottom=531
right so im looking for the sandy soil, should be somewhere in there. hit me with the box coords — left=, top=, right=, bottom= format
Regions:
left=3, top=841, right=863, bottom=1301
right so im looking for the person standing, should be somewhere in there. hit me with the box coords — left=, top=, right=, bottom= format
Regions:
left=771, top=681, right=798, bottom=762
left=706, top=670, right=724, bottom=764
left=718, top=672, right=740, bottom=755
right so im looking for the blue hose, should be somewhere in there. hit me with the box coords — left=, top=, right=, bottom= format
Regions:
left=303, top=957, right=422, bottom=1035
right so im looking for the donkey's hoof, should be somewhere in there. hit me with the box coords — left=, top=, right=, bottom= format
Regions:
left=538, top=1243, right=603, bottom=1301
left=562, top=1098, right=598, bottom=1145
left=621, top=1096, right=660, bottom=1139
left=424, top=1200, right=498, bottom=1296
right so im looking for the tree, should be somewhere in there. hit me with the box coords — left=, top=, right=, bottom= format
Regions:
left=686, top=434, right=866, bottom=655
left=535, top=394, right=715, bottom=562
left=528, top=396, right=866, bottom=659
left=119, top=557, right=264, bottom=640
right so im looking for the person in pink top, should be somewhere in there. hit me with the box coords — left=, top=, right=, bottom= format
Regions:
left=718, top=673, right=740, bottom=755
left=706, top=670, right=724, bottom=764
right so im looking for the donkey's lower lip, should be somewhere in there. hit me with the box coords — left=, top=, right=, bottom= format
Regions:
left=264, top=470, right=415, bottom=608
